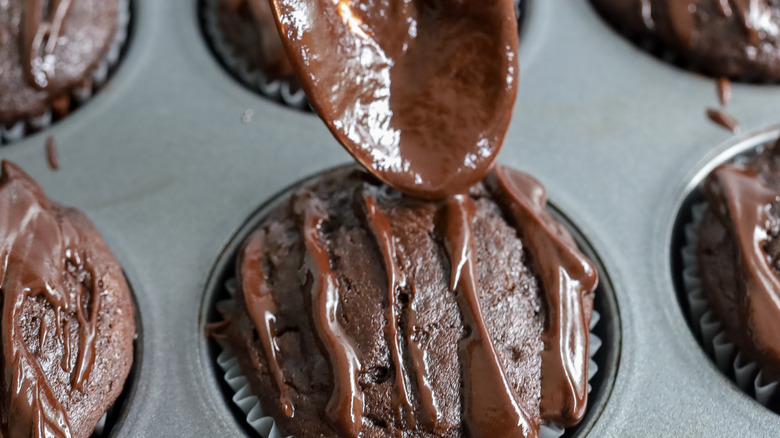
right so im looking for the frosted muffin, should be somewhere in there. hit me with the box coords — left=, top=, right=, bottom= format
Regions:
left=0, top=161, right=136, bottom=438
left=211, top=165, right=598, bottom=437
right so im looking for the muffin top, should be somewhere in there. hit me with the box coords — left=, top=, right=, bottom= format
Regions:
left=590, top=0, right=780, bottom=80
left=698, top=139, right=780, bottom=379
left=212, top=165, right=597, bottom=437
left=0, top=0, right=120, bottom=124
left=0, top=161, right=135, bottom=438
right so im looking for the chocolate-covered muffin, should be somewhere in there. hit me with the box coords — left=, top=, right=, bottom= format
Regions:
left=211, top=165, right=598, bottom=437
left=590, top=0, right=780, bottom=81
left=0, top=0, right=127, bottom=134
left=697, top=139, right=780, bottom=384
left=0, top=161, right=136, bottom=438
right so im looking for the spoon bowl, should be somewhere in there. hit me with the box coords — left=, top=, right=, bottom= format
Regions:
left=269, top=0, right=519, bottom=199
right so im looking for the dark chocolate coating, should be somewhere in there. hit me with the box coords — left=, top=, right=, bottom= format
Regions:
left=698, top=139, right=780, bottom=383
left=0, top=0, right=119, bottom=126
left=215, top=0, right=296, bottom=81
left=268, top=0, right=519, bottom=199
left=590, top=0, right=780, bottom=81
left=211, top=165, right=596, bottom=437
left=0, top=161, right=135, bottom=438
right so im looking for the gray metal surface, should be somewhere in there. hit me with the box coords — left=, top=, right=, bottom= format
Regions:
left=2, top=0, right=780, bottom=436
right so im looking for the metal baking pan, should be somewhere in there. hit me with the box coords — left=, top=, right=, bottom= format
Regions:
left=3, top=0, right=780, bottom=436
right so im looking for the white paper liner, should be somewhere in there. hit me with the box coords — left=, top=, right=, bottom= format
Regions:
left=215, top=278, right=602, bottom=438
left=681, top=202, right=780, bottom=406
left=0, top=0, right=131, bottom=146
left=201, top=0, right=309, bottom=111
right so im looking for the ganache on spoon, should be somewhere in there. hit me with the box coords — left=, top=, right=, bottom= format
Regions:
left=268, top=0, right=519, bottom=199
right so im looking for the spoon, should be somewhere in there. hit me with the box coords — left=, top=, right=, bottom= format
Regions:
left=268, top=0, right=519, bottom=199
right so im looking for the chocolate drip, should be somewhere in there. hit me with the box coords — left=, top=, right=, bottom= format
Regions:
left=22, top=0, right=75, bottom=90
left=487, top=166, right=598, bottom=427
left=443, top=194, right=535, bottom=438
left=717, top=78, right=732, bottom=107
left=38, top=316, right=48, bottom=354
left=61, top=320, right=72, bottom=373
left=359, top=188, right=416, bottom=427
left=404, top=287, right=441, bottom=430
left=0, top=161, right=109, bottom=437
left=666, top=0, right=698, bottom=47
left=71, top=256, right=101, bottom=392
left=0, top=161, right=74, bottom=437
left=704, top=162, right=780, bottom=368
left=240, top=230, right=295, bottom=418
left=296, top=191, right=364, bottom=437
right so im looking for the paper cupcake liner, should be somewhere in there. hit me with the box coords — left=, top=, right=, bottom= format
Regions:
left=214, top=278, right=602, bottom=438
left=0, top=0, right=131, bottom=146
left=201, top=0, right=310, bottom=111
left=681, top=202, right=779, bottom=406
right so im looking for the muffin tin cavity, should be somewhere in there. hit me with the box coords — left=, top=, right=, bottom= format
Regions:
left=670, top=125, right=780, bottom=414
left=0, top=0, right=136, bottom=146
left=198, top=167, right=621, bottom=438
left=198, top=0, right=528, bottom=113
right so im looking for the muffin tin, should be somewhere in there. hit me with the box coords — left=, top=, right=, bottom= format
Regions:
left=3, top=0, right=780, bottom=436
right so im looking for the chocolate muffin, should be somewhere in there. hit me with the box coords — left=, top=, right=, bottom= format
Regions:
left=202, top=0, right=306, bottom=107
left=0, top=161, right=136, bottom=438
left=0, top=0, right=127, bottom=133
left=210, top=165, right=598, bottom=437
left=697, top=138, right=780, bottom=385
left=590, top=0, right=780, bottom=81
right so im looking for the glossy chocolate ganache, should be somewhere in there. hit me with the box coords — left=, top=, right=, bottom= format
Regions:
left=211, top=166, right=598, bottom=438
left=267, top=0, right=519, bottom=199
left=0, top=0, right=120, bottom=125
left=590, top=0, right=780, bottom=80
left=0, top=161, right=135, bottom=438
left=698, top=139, right=780, bottom=382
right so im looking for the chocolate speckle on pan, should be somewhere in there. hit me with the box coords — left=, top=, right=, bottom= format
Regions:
left=717, top=77, right=732, bottom=107
left=706, top=108, right=740, bottom=133
left=46, top=136, right=59, bottom=170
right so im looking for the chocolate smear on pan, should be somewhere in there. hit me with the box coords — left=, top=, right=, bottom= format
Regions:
left=46, top=136, right=59, bottom=170
left=707, top=108, right=740, bottom=133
